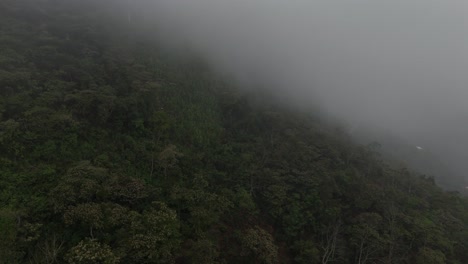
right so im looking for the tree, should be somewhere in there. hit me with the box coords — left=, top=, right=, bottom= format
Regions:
left=320, top=219, right=342, bottom=264
left=66, top=239, right=119, bottom=264
left=126, top=202, right=181, bottom=264
left=348, top=213, right=384, bottom=264
left=414, top=247, right=446, bottom=264
left=239, top=226, right=279, bottom=264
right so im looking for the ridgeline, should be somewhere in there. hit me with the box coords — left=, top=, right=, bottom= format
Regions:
left=0, top=1, right=467, bottom=263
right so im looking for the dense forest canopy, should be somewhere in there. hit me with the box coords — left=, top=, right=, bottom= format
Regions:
left=0, top=0, right=467, bottom=263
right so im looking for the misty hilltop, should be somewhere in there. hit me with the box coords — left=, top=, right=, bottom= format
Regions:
left=0, top=0, right=467, bottom=263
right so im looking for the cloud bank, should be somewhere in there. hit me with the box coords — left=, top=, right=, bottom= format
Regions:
left=133, top=0, right=468, bottom=186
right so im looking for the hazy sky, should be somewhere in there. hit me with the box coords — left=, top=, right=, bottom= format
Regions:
left=133, top=0, right=468, bottom=184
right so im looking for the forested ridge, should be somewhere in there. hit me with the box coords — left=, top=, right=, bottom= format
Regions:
left=0, top=1, right=467, bottom=263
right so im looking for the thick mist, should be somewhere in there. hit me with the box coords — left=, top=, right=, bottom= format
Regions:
left=135, top=0, right=468, bottom=188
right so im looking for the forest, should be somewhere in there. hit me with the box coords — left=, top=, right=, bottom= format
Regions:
left=0, top=0, right=467, bottom=263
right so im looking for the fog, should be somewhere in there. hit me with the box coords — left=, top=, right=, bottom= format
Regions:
left=129, top=0, right=468, bottom=188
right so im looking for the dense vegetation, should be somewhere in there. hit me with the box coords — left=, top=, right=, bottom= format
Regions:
left=1, top=1, right=467, bottom=263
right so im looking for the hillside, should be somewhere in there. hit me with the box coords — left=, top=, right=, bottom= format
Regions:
left=0, top=1, right=467, bottom=263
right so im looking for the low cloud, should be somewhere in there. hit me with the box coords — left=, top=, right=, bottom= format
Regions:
left=125, top=0, right=468, bottom=185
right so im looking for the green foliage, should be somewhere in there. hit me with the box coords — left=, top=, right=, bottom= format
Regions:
left=239, top=226, right=279, bottom=264
left=414, top=247, right=446, bottom=264
left=0, top=209, right=22, bottom=263
left=180, top=238, right=220, bottom=264
left=126, top=202, right=181, bottom=263
left=66, top=239, right=119, bottom=264
left=0, top=1, right=467, bottom=263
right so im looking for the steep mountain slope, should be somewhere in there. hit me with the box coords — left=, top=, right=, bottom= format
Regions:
left=0, top=1, right=467, bottom=263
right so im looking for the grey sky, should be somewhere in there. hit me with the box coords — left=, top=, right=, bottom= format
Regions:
left=139, top=0, right=468, bottom=185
